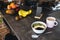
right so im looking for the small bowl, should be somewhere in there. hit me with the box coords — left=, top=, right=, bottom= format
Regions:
left=31, top=21, right=47, bottom=34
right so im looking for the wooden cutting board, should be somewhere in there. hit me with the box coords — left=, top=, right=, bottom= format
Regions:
left=0, top=23, right=10, bottom=40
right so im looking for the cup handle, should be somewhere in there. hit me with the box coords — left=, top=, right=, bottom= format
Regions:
left=54, top=21, right=58, bottom=26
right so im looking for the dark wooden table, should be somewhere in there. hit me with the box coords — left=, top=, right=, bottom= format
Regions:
left=3, top=10, right=60, bottom=40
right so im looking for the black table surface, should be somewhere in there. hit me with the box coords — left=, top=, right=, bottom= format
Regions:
left=3, top=10, right=60, bottom=40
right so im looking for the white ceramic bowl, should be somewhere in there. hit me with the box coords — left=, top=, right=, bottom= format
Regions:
left=31, top=21, right=47, bottom=34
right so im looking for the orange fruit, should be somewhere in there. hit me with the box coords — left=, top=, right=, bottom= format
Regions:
left=7, top=5, right=11, bottom=9
left=6, top=9, right=14, bottom=14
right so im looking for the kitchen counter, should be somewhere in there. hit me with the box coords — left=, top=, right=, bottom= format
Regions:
left=3, top=10, right=60, bottom=40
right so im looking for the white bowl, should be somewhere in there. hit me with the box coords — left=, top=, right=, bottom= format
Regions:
left=31, top=21, right=47, bottom=34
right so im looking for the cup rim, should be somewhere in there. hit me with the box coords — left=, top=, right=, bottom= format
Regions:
left=46, top=17, right=56, bottom=21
